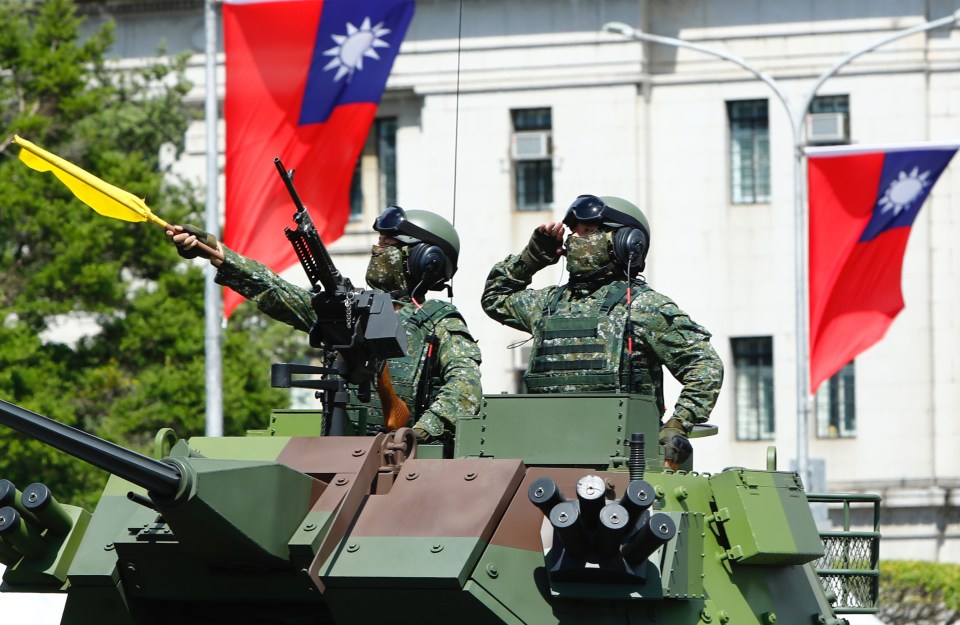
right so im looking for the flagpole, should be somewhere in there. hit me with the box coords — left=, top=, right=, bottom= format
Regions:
left=204, top=0, right=224, bottom=437
left=603, top=11, right=960, bottom=491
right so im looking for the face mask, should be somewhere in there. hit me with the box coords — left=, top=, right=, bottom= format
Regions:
left=365, top=244, right=408, bottom=294
left=565, top=231, right=613, bottom=277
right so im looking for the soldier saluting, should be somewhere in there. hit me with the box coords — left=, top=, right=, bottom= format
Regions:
left=482, top=195, right=722, bottom=469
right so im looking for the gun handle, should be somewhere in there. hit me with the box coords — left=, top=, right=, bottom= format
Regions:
left=377, top=363, right=411, bottom=430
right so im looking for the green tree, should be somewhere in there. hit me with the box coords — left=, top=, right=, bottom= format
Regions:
left=0, top=0, right=298, bottom=510
left=880, top=560, right=960, bottom=625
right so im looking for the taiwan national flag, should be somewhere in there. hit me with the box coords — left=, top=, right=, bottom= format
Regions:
left=807, top=143, right=958, bottom=393
left=222, top=0, right=415, bottom=317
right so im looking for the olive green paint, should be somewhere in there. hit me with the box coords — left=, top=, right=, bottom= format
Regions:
left=2, top=505, right=90, bottom=588
left=320, top=536, right=486, bottom=588
left=709, top=469, right=824, bottom=564
left=457, top=394, right=660, bottom=468
left=268, top=410, right=325, bottom=436
left=152, top=458, right=316, bottom=567
left=184, top=435, right=291, bottom=461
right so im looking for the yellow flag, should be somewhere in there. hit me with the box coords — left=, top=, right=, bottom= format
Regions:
left=12, top=135, right=168, bottom=228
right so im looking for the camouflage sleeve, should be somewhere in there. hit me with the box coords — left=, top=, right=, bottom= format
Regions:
left=632, top=295, right=724, bottom=428
left=481, top=254, right=550, bottom=333
left=215, top=246, right=316, bottom=333
left=413, top=316, right=483, bottom=439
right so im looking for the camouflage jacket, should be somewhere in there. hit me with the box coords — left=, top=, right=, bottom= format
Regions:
left=481, top=253, right=723, bottom=430
left=215, top=247, right=482, bottom=439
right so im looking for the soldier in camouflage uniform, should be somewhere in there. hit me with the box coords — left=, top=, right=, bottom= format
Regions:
left=481, top=195, right=722, bottom=469
left=167, top=206, right=482, bottom=447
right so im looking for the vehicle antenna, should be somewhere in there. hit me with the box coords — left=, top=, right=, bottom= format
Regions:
left=451, top=0, right=464, bottom=230
left=447, top=0, right=464, bottom=303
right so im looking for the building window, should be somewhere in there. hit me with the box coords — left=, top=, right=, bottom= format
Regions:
left=727, top=99, right=770, bottom=204
left=349, top=158, right=363, bottom=218
left=807, top=94, right=850, bottom=146
left=377, top=117, right=398, bottom=207
left=810, top=94, right=849, bottom=115
left=732, top=337, right=775, bottom=440
left=815, top=362, right=856, bottom=438
left=511, top=108, right=553, bottom=211
left=350, top=117, right=398, bottom=219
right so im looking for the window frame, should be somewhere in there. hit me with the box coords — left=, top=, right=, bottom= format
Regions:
left=349, top=116, right=398, bottom=221
left=815, top=361, right=856, bottom=439
left=511, top=107, right=554, bottom=212
left=731, top=336, right=776, bottom=441
left=727, top=99, right=771, bottom=205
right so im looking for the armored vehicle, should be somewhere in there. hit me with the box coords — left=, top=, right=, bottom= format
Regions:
left=0, top=163, right=880, bottom=624
left=0, top=383, right=880, bottom=625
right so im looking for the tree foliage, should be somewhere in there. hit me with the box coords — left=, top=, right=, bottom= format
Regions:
left=879, top=560, right=960, bottom=625
left=0, top=0, right=301, bottom=510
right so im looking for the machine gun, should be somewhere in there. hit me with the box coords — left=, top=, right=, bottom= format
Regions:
left=274, top=158, right=407, bottom=434
left=275, top=157, right=406, bottom=371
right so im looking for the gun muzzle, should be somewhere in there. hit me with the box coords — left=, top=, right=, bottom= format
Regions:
left=0, top=506, right=46, bottom=559
left=22, top=483, right=73, bottom=536
left=620, top=479, right=656, bottom=519
left=0, top=479, right=27, bottom=516
left=622, top=512, right=676, bottom=564
left=528, top=477, right=565, bottom=515
left=575, top=475, right=607, bottom=531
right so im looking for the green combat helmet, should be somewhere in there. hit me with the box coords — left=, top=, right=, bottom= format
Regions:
left=564, top=194, right=651, bottom=272
left=374, top=206, right=460, bottom=298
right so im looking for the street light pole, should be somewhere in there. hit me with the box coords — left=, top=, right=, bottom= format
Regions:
left=603, top=11, right=960, bottom=490
left=203, top=0, right=223, bottom=437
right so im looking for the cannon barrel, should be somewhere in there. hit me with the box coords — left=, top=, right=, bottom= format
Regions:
left=0, top=398, right=181, bottom=498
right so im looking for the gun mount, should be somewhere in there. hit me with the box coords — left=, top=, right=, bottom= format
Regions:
left=274, top=157, right=408, bottom=436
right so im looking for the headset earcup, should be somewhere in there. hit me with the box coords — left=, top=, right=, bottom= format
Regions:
left=613, top=227, right=648, bottom=270
left=407, top=243, right=447, bottom=287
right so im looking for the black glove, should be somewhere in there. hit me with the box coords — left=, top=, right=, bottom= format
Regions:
left=660, top=418, right=693, bottom=468
left=520, top=227, right=562, bottom=270
left=176, top=224, right=218, bottom=260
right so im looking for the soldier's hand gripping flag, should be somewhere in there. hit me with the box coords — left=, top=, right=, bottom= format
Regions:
left=12, top=134, right=169, bottom=227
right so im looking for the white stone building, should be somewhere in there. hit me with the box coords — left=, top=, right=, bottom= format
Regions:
left=75, top=0, right=960, bottom=563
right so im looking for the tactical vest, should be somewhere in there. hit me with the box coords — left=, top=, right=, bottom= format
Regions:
left=350, top=299, right=462, bottom=428
left=524, top=283, right=635, bottom=394
left=390, top=299, right=462, bottom=416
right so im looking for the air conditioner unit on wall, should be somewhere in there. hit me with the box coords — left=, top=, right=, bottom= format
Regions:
left=807, top=112, right=849, bottom=145
left=511, top=130, right=552, bottom=160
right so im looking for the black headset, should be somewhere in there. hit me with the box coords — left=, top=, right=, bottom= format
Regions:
left=612, top=225, right=649, bottom=272
left=406, top=242, right=448, bottom=290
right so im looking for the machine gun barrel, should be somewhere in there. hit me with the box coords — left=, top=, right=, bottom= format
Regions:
left=0, top=398, right=181, bottom=498
left=274, top=157, right=350, bottom=294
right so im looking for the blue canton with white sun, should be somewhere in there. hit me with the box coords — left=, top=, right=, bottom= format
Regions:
left=859, top=149, right=956, bottom=242
left=299, top=0, right=414, bottom=125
